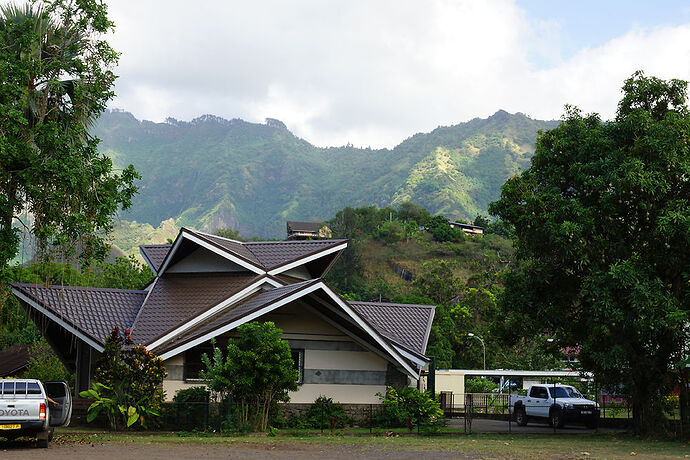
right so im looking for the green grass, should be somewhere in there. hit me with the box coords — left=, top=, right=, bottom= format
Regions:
left=55, top=428, right=690, bottom=459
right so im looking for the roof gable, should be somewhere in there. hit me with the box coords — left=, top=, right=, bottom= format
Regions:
left=349, top=301, right=435, bottom=356
left=141, top=228, right=347, bottom=279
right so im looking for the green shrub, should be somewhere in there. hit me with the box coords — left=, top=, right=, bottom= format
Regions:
left=375, top=386, right=443, bottom=428
left=173, top=386, right=208, bottom=403
left=306, top=395, right=348, bottom=429
left=465, top=377, right=498, bottom=393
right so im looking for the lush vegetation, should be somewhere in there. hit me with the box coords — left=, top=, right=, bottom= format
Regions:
left=81, top=327, right=166, bottom=430
left=324, top=202, right=562, bottom=371
left=0, top=0, right=138, bottom=278
left=93, top=109, right=556, bottom=245
left=201, top=321, right=298, bottom=432
left=489, top=71, right=690, bottom=435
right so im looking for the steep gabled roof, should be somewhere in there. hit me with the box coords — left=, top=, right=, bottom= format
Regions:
left=139, top=228, right=347, bottom=277
left=140, top=244, right=172, bottom=272
left=244, top=239, right=347, bottom=271
left=11, top=284, right=147, bottom=350
left=129, top=272, right=261, bottom=346
left=349, top=301, right=435, bottom=356
left=155, top=279, right=319, bottom=355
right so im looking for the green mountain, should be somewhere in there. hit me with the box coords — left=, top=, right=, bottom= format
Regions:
left=94, top=109, right=557, bottom=240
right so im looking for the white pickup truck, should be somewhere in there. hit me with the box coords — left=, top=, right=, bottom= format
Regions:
left=509, top=384, right=600, bottom=428
left=0, top=379, right=72, bottom=447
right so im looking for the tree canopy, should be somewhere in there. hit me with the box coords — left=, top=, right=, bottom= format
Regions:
left=489, top=71, right=690, bottom=434
left=0, top=0, right=138, bottom=276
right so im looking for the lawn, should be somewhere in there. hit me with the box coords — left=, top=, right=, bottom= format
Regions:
left=54, top=428, right=689, bottom=459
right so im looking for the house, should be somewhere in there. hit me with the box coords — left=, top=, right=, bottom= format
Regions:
left=448, top=222, right=484, bottom=235
left=286, top=221, right=321, bottom=240
left=0, top=344, right=31, bottom=377
left=11, top=228, right=435, bottom=404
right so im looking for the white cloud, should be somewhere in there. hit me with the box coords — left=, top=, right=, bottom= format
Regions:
left=105, top=0, right=690, bottom=148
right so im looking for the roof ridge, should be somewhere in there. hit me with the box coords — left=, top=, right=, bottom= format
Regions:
left=244, top=238, right=347, bottom=245
left=193, top=229, right=245, bottom=245
left=349, top=300, right=435, bottom=308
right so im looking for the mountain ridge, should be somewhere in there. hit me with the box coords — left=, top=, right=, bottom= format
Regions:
left=94, top=109, right=558, bottom=241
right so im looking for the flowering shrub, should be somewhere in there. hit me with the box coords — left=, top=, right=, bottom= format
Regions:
left=81, top=327, right=166, bottom=429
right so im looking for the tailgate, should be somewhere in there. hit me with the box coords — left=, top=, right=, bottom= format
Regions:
left=0, top=381, right=42, bottom=423
left=0, top=399, right=40, bottom=422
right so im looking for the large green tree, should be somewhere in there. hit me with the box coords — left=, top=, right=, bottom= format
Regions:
left=0, top=0, right=138, bottom=275
left=489, top=71, right=690, bottom=434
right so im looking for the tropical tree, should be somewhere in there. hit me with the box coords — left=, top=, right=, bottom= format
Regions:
left=201, top=322, right=298, bottom=431
left=489, top=71, right=690, bottom=434
left=0, top=0, right=138, bottom=277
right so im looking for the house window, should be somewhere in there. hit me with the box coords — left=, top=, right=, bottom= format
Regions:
left=184, top=344, right=214, bottom=381
left=291, top=349, right=304, bottom=385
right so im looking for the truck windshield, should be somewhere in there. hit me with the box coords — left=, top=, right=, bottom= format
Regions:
left=549, top=387, right=582, bottom=398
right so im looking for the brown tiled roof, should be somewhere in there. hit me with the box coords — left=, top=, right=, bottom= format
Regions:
left=193, top=232, right=263, bottom=267
left=349, top=301, right=435, bottom=355
left=11, top=283, right=147, bottom=344
left=140, top=244, right=172, bottom=272
left=139, top=233, right=346, bottom=273
left=129, top=272, right=261, bottom=346
left=244, top=239, right=347, bottom=269
left=0, top=345, right=31, bottom=377
left=157, top=279, right=319, bottom=353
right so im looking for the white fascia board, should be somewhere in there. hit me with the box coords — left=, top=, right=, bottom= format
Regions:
left=267, top=243, right=347, bottom=276
left=315, top=283, right=419, bottom=379
left=181, top=232, right=265, bottom=275
left=156, top=231, right=185, bottom=275
left=265, top=277, right=285, bottom=288
left=12, top=288, right=104, bottom=353
left=393, top=344, right=428, bottom=368
left=147, top=277, right=269, bottom=351
left=139, top=247, right=158, bottom=273
left=159, top=230, right=265, bottom=276
left=158, top=282, right=322, bottom=361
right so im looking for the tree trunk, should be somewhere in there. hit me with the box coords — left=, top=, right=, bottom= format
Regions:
left=631, top=371, right=668, bottom=436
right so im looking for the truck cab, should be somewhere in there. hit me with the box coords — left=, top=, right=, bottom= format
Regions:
left=509, top=384, right=600, bottom=428
left=0, top=379, right=72, bottom=448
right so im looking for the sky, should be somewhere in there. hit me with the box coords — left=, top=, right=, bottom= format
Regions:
left=106, top=0, right=690, bottom=148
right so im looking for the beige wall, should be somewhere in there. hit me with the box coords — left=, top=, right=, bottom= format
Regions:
left=161, top=300, right=396, bottom=403
left=289, top=384, right=385, bottom=404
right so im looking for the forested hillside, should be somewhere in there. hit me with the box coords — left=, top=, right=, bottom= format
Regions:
left=95, top=109, right=557, bottom=242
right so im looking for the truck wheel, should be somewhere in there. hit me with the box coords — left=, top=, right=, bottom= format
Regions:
left=37, top=430, right=50, bottom=448
left=515, top=408, right=528, bottom=426
left=550, top=409, right=564, bottom=428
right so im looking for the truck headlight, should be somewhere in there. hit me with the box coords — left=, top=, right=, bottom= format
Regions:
left=564, top=403, right=574, bottom=409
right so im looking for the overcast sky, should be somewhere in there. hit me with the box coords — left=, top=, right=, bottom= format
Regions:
left=106, top=0, right=690, bottom=148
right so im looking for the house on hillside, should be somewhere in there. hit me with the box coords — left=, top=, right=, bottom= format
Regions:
left=449, top=222, right=484, bottom=235
left=286, top=221, right=322, bottom=240
left=11, top=228, right=435, bottom=404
